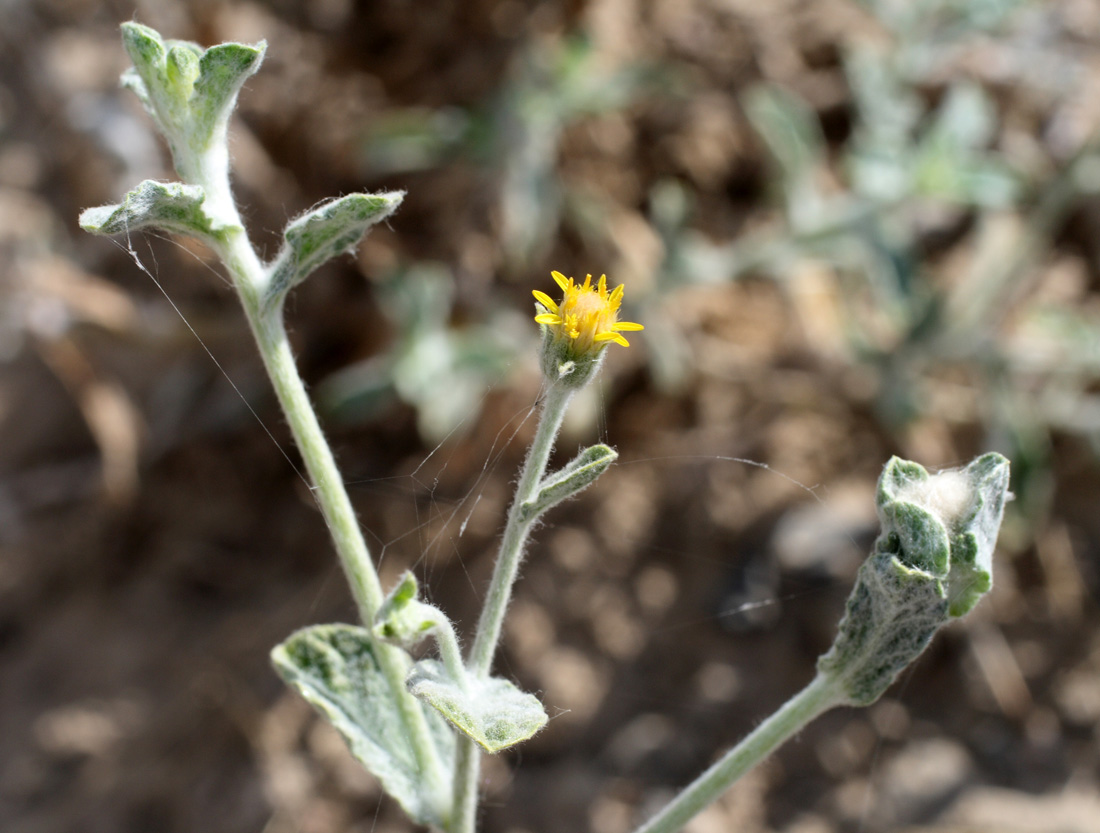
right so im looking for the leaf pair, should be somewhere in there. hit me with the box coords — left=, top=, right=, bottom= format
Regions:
left=119, top=22, right=263, bottom=187
left=372, top=571, right=549, bottom=754
left=271, top=573, right=550, bottom=824
left=81, top=182, right=402, bottom=312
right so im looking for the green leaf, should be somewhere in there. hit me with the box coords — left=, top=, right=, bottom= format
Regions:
left=271, top=625, right=454, bottom=828
left=373, top=571, right=438, bottom=647
left=743, top=85, right=825, bottom=181
left=879, top=496, right=951, bottom=576
left=817, top=547, right=947, bottom=706
left=929, top=82, right=996, bottom=152
left=944, top=453, right=1010, bottom=617
left=521, top=443, right=617, bottom=522
left=408, top=660, right=549, bottom=754
left=875, top=456, right=928, bottom=508
left=264, top=192, right=405, bottom=311
left=78, top=179, right=231, bottom=239
left=119, top=22, right=264, bottom=176
left=190, top=41, right=266, bottom=141
left=119, top=23, right=172, bottom=131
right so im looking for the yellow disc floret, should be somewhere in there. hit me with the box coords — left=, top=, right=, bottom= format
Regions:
left=532, top=271, right=644, bottom=358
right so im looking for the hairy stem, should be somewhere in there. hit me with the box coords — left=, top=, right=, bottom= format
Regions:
left=209, top=200, right=450, bottom=822
left=452, top=381, right=574, bottom=833
left=632, top=674, right=844, bottom=833
left=468, top=381, right=574, bottom=676
left=425, top=608, right=468, bottom=688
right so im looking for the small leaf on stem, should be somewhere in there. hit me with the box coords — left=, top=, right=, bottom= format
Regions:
left=79, top=179, right=230, bottom=239
left=271, top=625, right=454, bottom=828
left=373, top=570, right=441, bottom=647
left=264, top=192, right=405, bottom=311
left=408, top=660, right=549, bottom=753
left=521, top=443, right=617, bottom=522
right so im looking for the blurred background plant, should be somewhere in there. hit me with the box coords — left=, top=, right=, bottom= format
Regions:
left=317, top=261, right=526, bottom=443
left=362, top=34, right=668, bottom=268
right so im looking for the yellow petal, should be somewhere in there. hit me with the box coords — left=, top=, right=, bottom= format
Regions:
left=535, top=313, right=561, bottom=325
left=532, top=290, right=558, bottom=312
left=613, top=321, right=644, bottom=331
left=551, top=270, right=571, bottom=292
left=608, top=284, right=624, bottom=308
left=594, top=331, right=630, bottom=346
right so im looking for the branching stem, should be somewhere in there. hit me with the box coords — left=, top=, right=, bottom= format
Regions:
left=208, top=194, right=451, bottom=823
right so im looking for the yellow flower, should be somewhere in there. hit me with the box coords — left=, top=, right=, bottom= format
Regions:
left=532, top=271, right=644, bottom=357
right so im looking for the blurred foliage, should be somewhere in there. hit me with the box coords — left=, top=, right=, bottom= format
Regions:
left=725, top=0, right=1100, bottom=530
left=318, top=263, right=525, bottom=443
left=341, top=0, right=1100, bottom=536
left=364, top=35, right=669, bottom=266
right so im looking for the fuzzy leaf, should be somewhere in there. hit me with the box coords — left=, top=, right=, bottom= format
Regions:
left=265, top=192, right=405, bottom=311
left=879, top=496, right=950, bottom=576
left=818, top=453, right=1010, bottom=706
left=521, top=443, right=617, bottom=522
left=817, top=547, right=947, bottom=706
left=374, top=571, right=437, bottom=647
left=943, top=453, right=1010, bottom=617
left=271, top=625, right=454, bottom=828
left=408, top=660, right=548, bottom=753
left=79, top=179, right=230, bottom=239
left=119, top=23, right=173, bottom=133
left=120, top=22, right=264, bottom=154
left=190, top=41, right=267, bottom=141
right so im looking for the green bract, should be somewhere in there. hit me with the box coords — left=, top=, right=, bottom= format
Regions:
left=817, top=452, right=1010, bottom=705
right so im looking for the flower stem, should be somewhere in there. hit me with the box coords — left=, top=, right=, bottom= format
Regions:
left=452, top=380, right=574, bottom=833
left=632, top=674, right=844, bottom=833
left=468, top=381, right=574, bottom=676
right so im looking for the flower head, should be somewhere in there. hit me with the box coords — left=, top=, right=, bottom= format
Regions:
left=532, top=271, right=643, bottom=388
left=533, top=271, right=643, bottom=355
